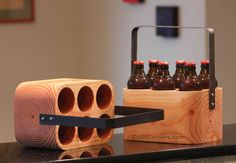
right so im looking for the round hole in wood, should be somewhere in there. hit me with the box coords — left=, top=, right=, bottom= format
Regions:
left=98, top=147, right=112, bottom=156
left=97, top=114, right=112, bottom=139
left=58, top=87, right=75, bottom=114
left=77, top=86, right=94, bottom=112
left=80, top=151, right=93, bottom=158
left=77, top=126, right=94, bottom=142
left=62, top=155, right=73, bottom=160
left=58, top=126, right=75, bottom=145
left=96, top=84, right=112, bottom=109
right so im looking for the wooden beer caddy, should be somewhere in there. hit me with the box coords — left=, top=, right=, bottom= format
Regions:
left=14, top=78, right=164, bottom=150
left=123, top=88, right=222, bottom=144
left=123, top=26, right=222, bottom=144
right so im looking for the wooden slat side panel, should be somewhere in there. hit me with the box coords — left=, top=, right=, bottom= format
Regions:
left=123, top=88, right=222, bottom=144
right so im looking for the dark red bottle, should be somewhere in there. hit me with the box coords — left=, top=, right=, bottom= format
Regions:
left=127, top=61, right=151, bottom=89
left=179, top=62, right=202, bottom=91
left=197, top=60, right=210, bottom=89
left=197, top=60, right=218, bottom=89
left=172, top=60, right=185, bottom=89
left=146, top=60, right=159, bottom=87
left=152, top=61, right=175, bottom=90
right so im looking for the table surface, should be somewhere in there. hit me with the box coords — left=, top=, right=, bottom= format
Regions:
left=1, top=124, right=236, bottom=163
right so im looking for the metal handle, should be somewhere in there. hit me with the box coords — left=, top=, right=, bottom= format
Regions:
left=40, top=106, right=164, bottom=129
left=131, top=25, right=216, bottom=110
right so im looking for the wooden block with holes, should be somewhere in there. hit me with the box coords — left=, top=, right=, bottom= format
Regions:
left=123, top=87, right=222, bottom=144
left=14, top=78, right=114, bottom=150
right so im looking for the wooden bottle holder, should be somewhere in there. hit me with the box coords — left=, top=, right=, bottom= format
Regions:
left=14, top=78, right=115, bottom=150
left=123, top=26, right=222, bottom=144
left=123, top=88, right=222, bottom=144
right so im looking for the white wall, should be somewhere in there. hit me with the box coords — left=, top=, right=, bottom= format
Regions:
left=0, top=0, right=206, bottom=142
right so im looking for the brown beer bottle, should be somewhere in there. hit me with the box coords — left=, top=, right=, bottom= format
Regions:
left=179, top=62, right=202, bottom=91
left=197, top=60, right=210, bottom=89
left=127, top=61, right=151, bottom=89
left=152, top=61, right=175, bottom=90
left=197, top=59, right=218, bottom=88
left=146, top=60, right=159, bottom=87
left=172, top=60, right=185, bottom=88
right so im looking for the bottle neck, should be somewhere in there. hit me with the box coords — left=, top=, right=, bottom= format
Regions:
left=200, top=65, right=209, bottom=76
left=159, top=66, right=170, bottom=77
left=185, top=66, right=197, bottom=78
left=174, top=65, right=185, bottom=75
left=148, top=66, right=158, bottom=74
left=132, top=65, right=145, bottom=75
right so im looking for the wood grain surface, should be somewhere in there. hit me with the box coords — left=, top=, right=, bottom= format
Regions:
left=14, top=78, right=114, bottom=150
left=123, top=88, right=222, bottom=144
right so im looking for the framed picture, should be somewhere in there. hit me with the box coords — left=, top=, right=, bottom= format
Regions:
left=0, top=0, right=34, bottom=23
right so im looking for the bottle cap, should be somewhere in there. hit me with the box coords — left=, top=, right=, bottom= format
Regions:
left=133, top=60, right=144, bottom=65
left=176, top=60, right=185, bottom=65
left=149, top=59, right=159, bottom=64
left=185, top=62, right=196, bottom=66
left=201, top=59, right=209, bottom=65
left=158, top=61, right=169, bottom=66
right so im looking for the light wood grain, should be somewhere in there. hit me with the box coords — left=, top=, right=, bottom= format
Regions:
left=14, top=78, right=114, bottom=150
left=123, top=88, right=222, bottom=144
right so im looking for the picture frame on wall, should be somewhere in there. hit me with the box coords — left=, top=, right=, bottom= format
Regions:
left=0, top=0, right=34, bottom=23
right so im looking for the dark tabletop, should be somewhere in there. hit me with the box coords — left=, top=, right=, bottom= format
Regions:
left=1, top=124, right=236, bottom=163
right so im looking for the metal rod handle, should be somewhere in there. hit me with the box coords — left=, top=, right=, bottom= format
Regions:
left=131, top=25, right=216, bottom=109
left=40, top=106, right=164, bottom=129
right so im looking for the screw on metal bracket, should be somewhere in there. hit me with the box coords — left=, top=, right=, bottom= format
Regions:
left=211, top=102, right=215, bottom=107
left=49, top=117, right=54, bottom=121
left=41, top=117, right=45, bottom=121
